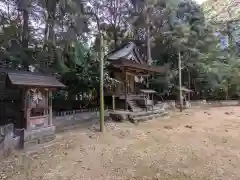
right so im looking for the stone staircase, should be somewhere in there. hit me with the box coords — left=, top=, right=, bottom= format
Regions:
left=111, top=94, right=169, bottom=123
left=127, top=99, right=143, bottom=112
left=154, top=101, right=164, bottom=109
left=128, top=99, right=169, bottom=123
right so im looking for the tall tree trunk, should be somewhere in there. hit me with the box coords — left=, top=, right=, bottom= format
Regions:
left=113, top=28, right=118, bottom=49
left=226, top=10, right=233, bottom=50
left=225, top=86, right=229, bottom=100
left=21, top=0, right=29, bottom=49
left=44, top=22, right=49, bottom=46
left=45, top=0, right=57, bottom=68
left=146, top=11, right=151, bottom=88
left=48, top=10, right=56, bottom=44
left=18, top=0, right=30, bottom=70
left=146, top=25, right=152, bottom=65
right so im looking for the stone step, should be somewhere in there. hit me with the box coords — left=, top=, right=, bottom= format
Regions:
left=127, top=99, right=143, bottom=112
left=130, top=109, right=166, bottom=118
left=132, top=114, right=157, bottom=121
left=130, top=111, right=168, bottom=123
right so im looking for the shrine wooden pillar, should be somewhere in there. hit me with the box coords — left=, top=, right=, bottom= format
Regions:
left=21, top=88, right=27, bottom=129
left=146, top=75, right=149, bottom=88
left=112, top=95, right=115, bottom=111
left=48, top=91, right=53, bottom=126
left=112, top=81, right=116, bottom=111
left=124, top=70, right=128, bottom=110
left=25, top=88, right=31, bottom=129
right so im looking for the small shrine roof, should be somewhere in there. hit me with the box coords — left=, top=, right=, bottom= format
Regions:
left=107, top=42, right=168, bottom=74
left=0, top=69, right=65, bottom=88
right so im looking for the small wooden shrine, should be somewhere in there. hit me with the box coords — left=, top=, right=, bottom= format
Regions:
left=0, top=69, right=65, bottom=147
left=106, top=41, right=167, bottom=111
left=175, top=86, right=193, bottom=109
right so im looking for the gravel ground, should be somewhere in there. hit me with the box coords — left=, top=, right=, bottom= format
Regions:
left=1, top=107, right=240, bottom=180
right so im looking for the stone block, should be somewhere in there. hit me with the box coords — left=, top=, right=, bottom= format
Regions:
left=23, top=126, right=56, bottom=149
left=24, top=126, right=56, bottom=142
left=13, top=136, right=20, bottom=149
left=39, top=134, right=55, bottom=144
left=24, top=139, right=39, bottom=149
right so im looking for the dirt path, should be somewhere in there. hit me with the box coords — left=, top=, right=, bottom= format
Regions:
left=1, top=107, right=240, bottom=180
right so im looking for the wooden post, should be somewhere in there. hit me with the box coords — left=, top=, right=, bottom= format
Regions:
left=188, top=69, right=191, bottom=101
left=151, top=93, right=154, bottom=111
left=26, top=89, right=31, bottom=129
left=112, top=95, right=115, bottom=111
left=48, top=91, right=53, bottom=126
left=178, top=52, right=183, bottom=112
left=22, top=88, right=27, bottom=129
left=125, top=73, right=128, bottom=110
left=146, top=75, right=149, bottom=88
left=99, top=33, right=105, bottom=132
left=124, top=70, right=128, bottom=110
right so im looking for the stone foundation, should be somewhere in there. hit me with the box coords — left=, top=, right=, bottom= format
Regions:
left=163, top=100, right=240, bottom=109
left=23, top=126, right=56, bottom=149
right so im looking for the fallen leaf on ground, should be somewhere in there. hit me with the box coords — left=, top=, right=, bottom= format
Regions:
left=185, top=125, right=192, bottom=129
left=164, top=125, right=173, bottom=130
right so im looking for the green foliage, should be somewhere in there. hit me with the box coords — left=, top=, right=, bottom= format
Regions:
left=59, top=41, right=118, bottom=99
left=1, top=0, right=240, bottom=101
